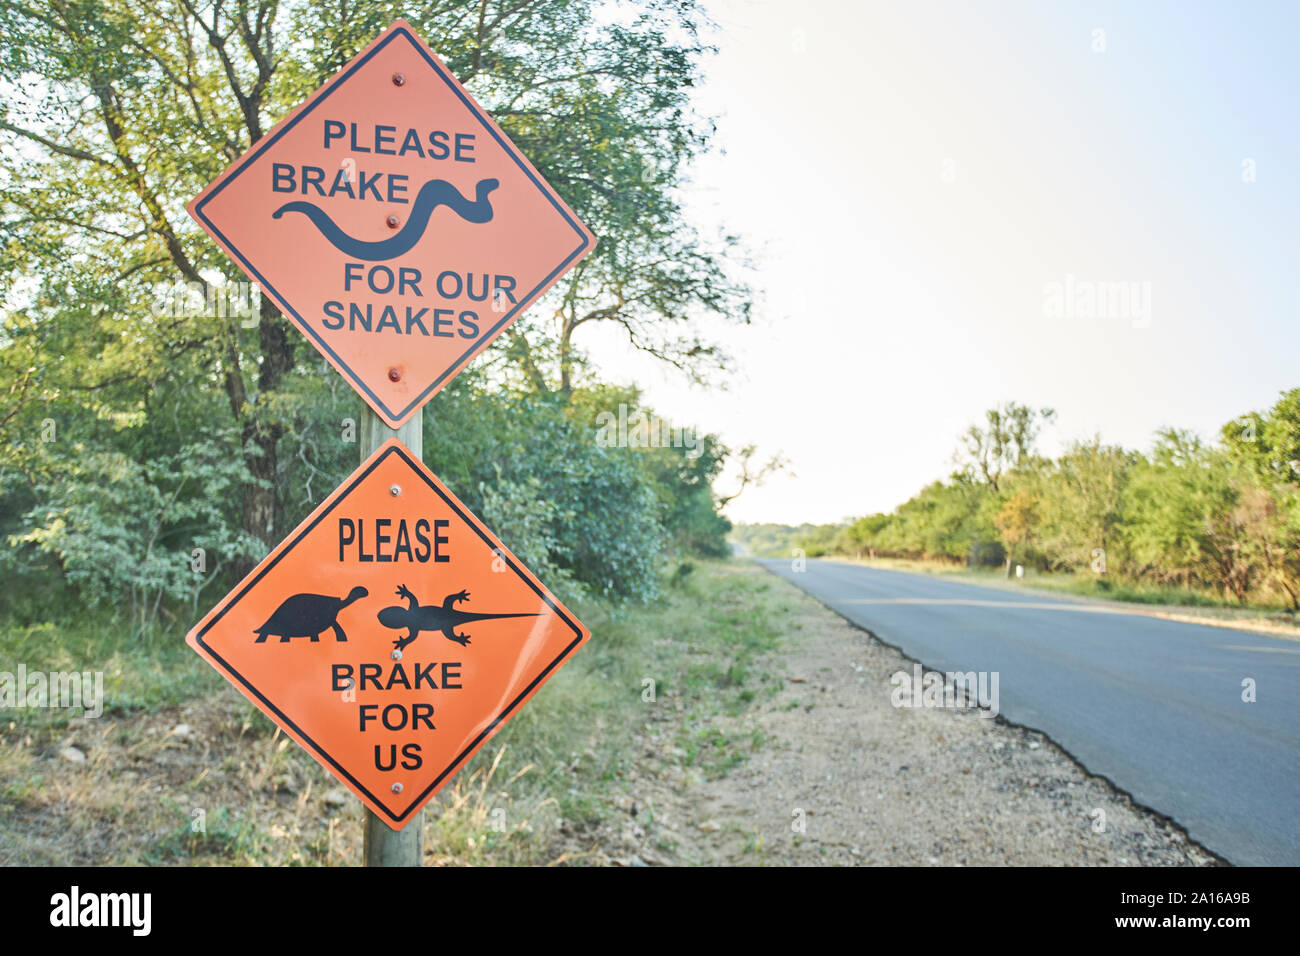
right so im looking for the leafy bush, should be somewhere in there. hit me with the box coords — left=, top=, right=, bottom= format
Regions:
left=6, top=435, right=258, bottom=631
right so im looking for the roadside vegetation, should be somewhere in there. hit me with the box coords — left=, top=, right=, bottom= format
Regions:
left=734, top=389, right=1300, bottom=615
left=0, top=2, right=792, bottom=864
left=0, top=560, right=790, bottom=865
left=0, top=0, right=756, bottom=622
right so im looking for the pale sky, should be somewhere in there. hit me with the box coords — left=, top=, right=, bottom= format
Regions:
left=581, top=0, right=1300, bottom=524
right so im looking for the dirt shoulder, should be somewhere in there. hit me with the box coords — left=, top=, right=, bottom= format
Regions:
left=581, top=563, right=1219, bottom=867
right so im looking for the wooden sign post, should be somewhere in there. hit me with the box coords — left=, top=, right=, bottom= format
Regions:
left=184, top=19, right=595, bottom=867
left=359, top=406, right=424, bottom=866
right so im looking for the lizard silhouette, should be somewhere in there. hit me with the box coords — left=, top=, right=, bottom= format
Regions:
left=377, top=584, right=540, bottom=651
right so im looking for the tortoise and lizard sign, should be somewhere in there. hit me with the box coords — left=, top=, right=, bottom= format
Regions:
left=185, top=440, right=590, bottom=827
left=187, top=18, right=594, bottom=427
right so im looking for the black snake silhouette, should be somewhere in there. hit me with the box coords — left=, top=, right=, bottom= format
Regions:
left=272, top=177, right=498, bottom=261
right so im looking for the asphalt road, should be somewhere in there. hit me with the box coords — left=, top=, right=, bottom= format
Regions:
left=759, top=558, right=1300, bottom=866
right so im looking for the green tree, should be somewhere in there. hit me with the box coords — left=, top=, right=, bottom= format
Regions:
left=0, top=0, right=747, bottom=576
left=994, top=488, right=1036, bottom=574
left=1123, top=430, right=1262, bottom=602
left=845, top=512, right=892, bottom=556
left=1033, top=438, right=1132, bottom=573
left=955, top=401, right=1056, bottom=492
left=1221, top=388, right=1300, bottom=484
left=1220, top=389, right=1300, bottom=608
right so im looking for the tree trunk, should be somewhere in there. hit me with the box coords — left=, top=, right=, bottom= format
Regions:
left=239, top=418, right=279, bottom=569
left=360, top=404, right=425, bottom=865
left=558, top=318, right=575, bottom=401
left=234, top=297, right=296, bottom=576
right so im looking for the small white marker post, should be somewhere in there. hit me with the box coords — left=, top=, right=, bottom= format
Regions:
left=359, top=403, right=425, bottom=866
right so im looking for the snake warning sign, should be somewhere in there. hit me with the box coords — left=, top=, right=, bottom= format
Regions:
left=185, top=439, right=590, bottom=828
left=187, top=18, right=594, bottom=428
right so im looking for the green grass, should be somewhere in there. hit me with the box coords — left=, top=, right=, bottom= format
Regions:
left=408, top=559, right=798, bottom=862
left=0, top=609, right=223, bottom=733
left=148, top=805, right=257, bottom=863
left=0, top=559, right=801, bottom=865
left=999, top=572, right=1244, bottom=607
left=832, top=555, right=1300, bottom=620
left=942, top=564, right=1248, bottom=607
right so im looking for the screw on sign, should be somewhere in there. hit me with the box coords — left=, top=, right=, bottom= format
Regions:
left=186, top=440, right=590, bottom=829
left=186, top=18, right=595, bottom=428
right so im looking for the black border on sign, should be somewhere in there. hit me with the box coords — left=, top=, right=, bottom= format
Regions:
left=191, top=25, right=590, bottom=425
left=194, top=443, right=586, bottom=823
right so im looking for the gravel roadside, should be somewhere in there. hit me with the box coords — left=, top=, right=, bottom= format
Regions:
left=592, top=563, right=1220, bottom=867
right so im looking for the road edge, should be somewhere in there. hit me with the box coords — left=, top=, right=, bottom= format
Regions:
left=754, top=559, right=1234, bottom=868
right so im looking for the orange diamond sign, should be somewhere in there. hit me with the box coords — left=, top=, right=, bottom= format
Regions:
left=185, top=439, right=590, bottom=827
left=188, top=19, right=594, bottom=427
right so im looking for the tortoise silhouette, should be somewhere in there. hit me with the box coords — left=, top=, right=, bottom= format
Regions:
left=254, top=586, right=368, bottom=643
